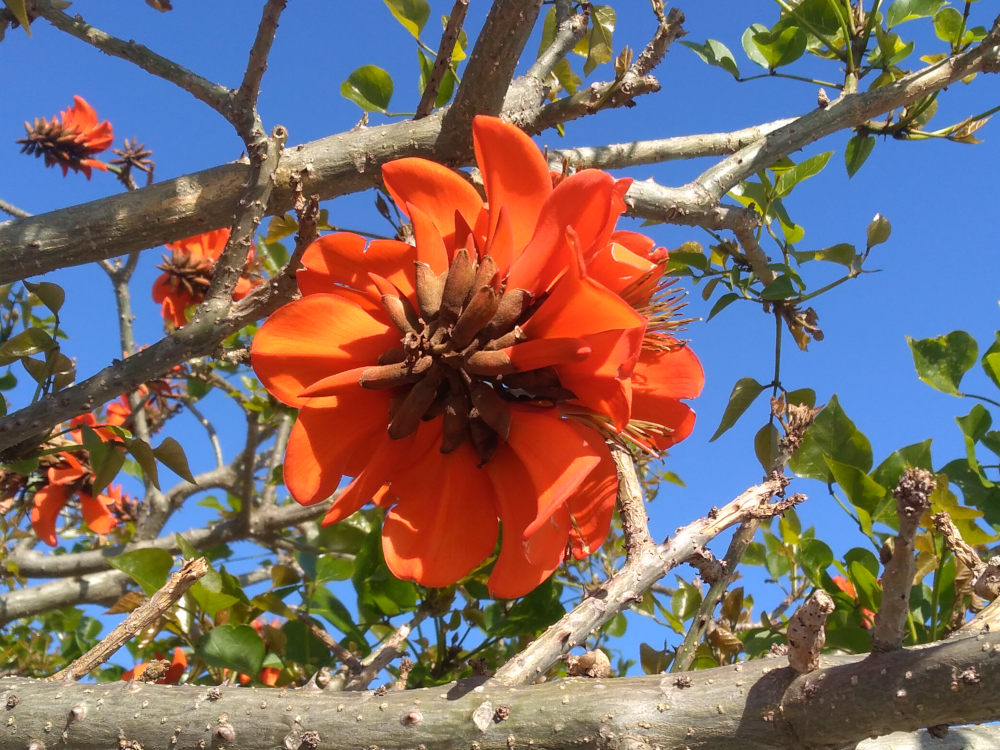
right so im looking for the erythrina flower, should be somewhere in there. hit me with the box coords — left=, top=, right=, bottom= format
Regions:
left=121, top=647, right=187, bottom=684
left=17, top=95, right=113, bottom=179
left=30, top=451, right=121, bottom=546
left=252, top=116, right=703, bottom=598
left=152, top=229, right=260, bottom=328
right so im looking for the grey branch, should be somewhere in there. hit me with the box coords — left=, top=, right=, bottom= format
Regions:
left=3, top=630, right=1000, bottom=749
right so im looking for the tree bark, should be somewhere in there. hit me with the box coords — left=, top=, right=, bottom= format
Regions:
left=2, top=630, right=998, bottom=750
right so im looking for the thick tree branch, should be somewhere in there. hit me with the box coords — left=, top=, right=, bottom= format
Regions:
left=3, top=631, right=1000, bottom=749
left=492, top=476, right=800, bottom=685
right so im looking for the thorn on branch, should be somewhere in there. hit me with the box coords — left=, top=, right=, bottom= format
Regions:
left=683, top=546, right=726, bottom=584
left=787, top=590, right=835, bottom=674
left=566, top=649, right=612, bottom=678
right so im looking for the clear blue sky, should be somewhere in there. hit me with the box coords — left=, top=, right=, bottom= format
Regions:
left=3, top=1, right=998, bottom=656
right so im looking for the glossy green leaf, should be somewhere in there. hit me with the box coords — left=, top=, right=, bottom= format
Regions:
left=845, top=134, right=875, bottom=177
left=871, top=440, right=934, bottom=488
left=785, top=388, right=817, bottom=408
left=774, top=151, right=832, bottom=197
left=265, top=213, right=297, bottom=243
left=907, top=330, right=977, bottom=396
left=791, top=243, right=857, bottom=267
left=91, top=444, right=126, bottom=494
left=316, top=555, right=353, bottom=582
left=417, top=49, right=456, bottom=108
left=750, top=21, right=808, bottom=69
left=711, top=377, right=767, bottom=441
left=741, top=24, right=771, bottom=69
left=639, top=642, right=672, bottom=674
left=790, top=395, right=872, bottom=481
left=933, top=7, right=964, bottom=44
left=799, top=539, right=834, bottom=585
left=582, top=5, right=615, bottom=76
left=108, top=548, right=174, bottom=596
left=887, top=0, right=945, bottom=27
left=154, top=437, right=196, bottom=484
left=743, top=541, right=767, bottom=566
left=0, top=371, right=15, bottom=391
left=198, top=624, right=265, bottom=677
left=754, top=422, right=780, bottom=472
left=680, top=38, right=740, bottom=78
left=604, top=612, right=627, bottom=637
left=957, top=404, right=992, bottom=480
left=707, top=292, right=741, bottom=321
left=383, top=0, right=429, bottom=38
left=3, top=0, right=31, bottom=36
left=127, top=438, right=160, bottom=490
left=848, top=560, right=882, bottom=612
left=825, top=457, right=888, bottom=516
left=981, top=333, right=1000, bottom=389
left=0, top=328, right=56, bottom=364
left=866, top=213, right=891, bottom=249
left=759, top=275, right=797, bottom=301
left=23, top=281, right=65, bottom=314
left=671, top=578, right=702, bottom=620
left=341, top=65, right=394, bottom=113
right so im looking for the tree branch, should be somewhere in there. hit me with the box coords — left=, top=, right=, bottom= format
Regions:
left=415, top=0, right=469, bottom=119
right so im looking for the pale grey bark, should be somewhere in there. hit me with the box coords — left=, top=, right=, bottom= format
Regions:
left=2, top=630, right=999, bottom=750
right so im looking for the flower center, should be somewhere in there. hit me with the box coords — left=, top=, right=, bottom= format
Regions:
left=361, top=248, right=574, bottom=464
left=18, top=119, right=94, bottom=170
left=157, top=250, right=216, bottom=303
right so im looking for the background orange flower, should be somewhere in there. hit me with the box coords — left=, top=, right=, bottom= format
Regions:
left=17, top=95, right=113, bottom=178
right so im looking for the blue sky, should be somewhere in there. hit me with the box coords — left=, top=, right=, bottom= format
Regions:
left=3, top=1, right=999, bottom=658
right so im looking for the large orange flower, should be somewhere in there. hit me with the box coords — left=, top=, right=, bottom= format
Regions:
left=17, top=95, right=113, bottom=179
left=152, top=229, right=260, bottom=328
left=30, top=451, right=121, bottom=546
left=252, top=116, right=703, bottom=597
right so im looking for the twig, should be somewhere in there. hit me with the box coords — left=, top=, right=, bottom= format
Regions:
left=230, top=0, right=288, bottom=136
left=259, top=412, right=292, bottom=509
left=491, top=476, right=802, bottom=685
left=344, top=609, right=429, bottom=691
left=932, top=510, right=985, bottom=577
left=872, top=469, right=937, bottom=652
left=416, top=0, right=469, bottom=119
left=34, top=0, right=230, bottom=116
left=0, top=198, right=31, bottom=218
left=180, top=396, right=224, bottom=468
left=299, top=614, right=363, bottom=676
left=609, top=441, right=653, bottom=556
left=47, top=557, right=209, bottom=681
left=529, top=75, right=662, bottom=133
left=238, top=413, right=261, bottom=533
left=630, top=8, right=686, bottom=77
left=527, top=5, right=588, bottom=82
left=786, top=589, right=835, bottom=674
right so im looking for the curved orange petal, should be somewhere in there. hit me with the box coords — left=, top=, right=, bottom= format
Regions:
left=508, top=170, right=618, bottom=293
left=473, top=116, right=552, bottom=253
left=631, top=344, right=705, bottom=400
left=555, top=328, right=644, bottom=430
left=297, top=234, right=417, bottom=300
left=630, top=393, right=697, bottom=449
left=30, top=485, right=68, bottom=546
left=283, top=391, right=392, bottom=506
left=81, top=492, right=118, bottom=535
left=381, top=439, right=499, bottom=587
left=485, top=443, right=569, bottom=599
left=251, top=293, right=395, bottom=407
left=587, top=240, right=661, bottom=300
left=382, top=158, right=484, bottom=248
left=562, top=426, right=618, bottom=559
left=48, top=453, right=87, bottom=485
left=407, top=201, right=450, bottom=274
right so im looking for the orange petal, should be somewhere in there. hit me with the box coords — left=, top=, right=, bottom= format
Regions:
left=30, top=485, right=68, bottom=547
left=506, top=337, right=592, bottom=372
left=284, top=392, right=392, bottom=506
left=407, top=201, right=450, bottom=274
left=251, top=293, right=395, bottom=407
left=81, top=492, right=118, bottom=535
left=587, top=240, right=661, bottom=299
left=507, top=170, right=618, bottom=293
left=484, top=442, right=569, bottom=599
left=382, top=158, right=484, bottom=248
left=631, top=344, right=705, bottom=400
left=562, top=426, right=618, bottom=559
left=555, top=328, right=643, bottom=430
left=297, top=234, right=417, bottom=301
left=630, top=393, right=697, bottom=449
left=381, top=439, right=499, bottom=588
left=473, top=116, right=552, bottom=253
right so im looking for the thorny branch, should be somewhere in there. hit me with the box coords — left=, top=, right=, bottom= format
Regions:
left=415, top=0, right=470, bottom=119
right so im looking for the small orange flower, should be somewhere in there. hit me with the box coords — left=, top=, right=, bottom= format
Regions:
left=831, top=575, right=875, bottom=628
left=121, top=647, right=187, bottom=684
left=252, top=117, right=703, bottom=597
left=30, top=451, right=121, bottom=546
left=152, top=229, right=260, bottom=328
left=70, top=395, right=132, bottom=443
left=17, top=96, right=113, bottom=178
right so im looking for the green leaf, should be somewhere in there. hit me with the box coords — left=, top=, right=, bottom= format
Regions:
left=825, top=457, right=888, bottom=517
left=3, top=0, right=31, bottom=36
left=0, top=371, right=15, bottom=390
left=848, top=560, right=882, bottom=612
left=582, top=5, right=615, bottom=76
left=107, top=548, right=174, bottom=596
left=871, top=440, right=934, bottom=488
left=680, top=38, right=740, bottom=78
left=741, top=24, right=771, bottom=69
left=341, top=65, right=394, bottom=113
left=774, top=151, right=833, bottom=197
left=91, top=444, right=126, bottom=494
left=639, top=642, right=672, bottom=674
left=175, top=533, right=200, bottom=560
left=759, top=275, right=797, bottom=301
left=417, top=49, right=457, bottom=108
left=127, top=438, right=160, bottom=490
left=845, top=134, right=875, bottom=177
left=711, top=377, right=767, bottom=441
left=23, top=281, right=65, bottom=314
left=790, top=395, right=873, bottom=481
left=799, top=539, right=834, bottom=585
left=315, top=555, right=353, bottom=583
left=907, top=331, right=978, bottom=396
left=933, top=7, right=964, bottom=44
left=198, top=625, right=265, bottom=677
left=265, top=213, right=298, bottom=243
left=0, top=328, right=56, bottom=364
left=154, top=437, right=196, bottom=484
left=707, top=292, right=741, bottom=321
left=751, top=20, right=808, bottom=69
left=672, top=578, right=702, bottom=620
left=383, top=0, right=429, bottom=38
left=887, top=0, right=945, bottom=27
left=957, top=404, right=993, bottom=479
left=866, top=214, right=891, bottom=249
left=791, top=243, right=857, bottom=267
left=754, top=422, right=780, bottom=473
left=982, top=333, right=1000, bottom=390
